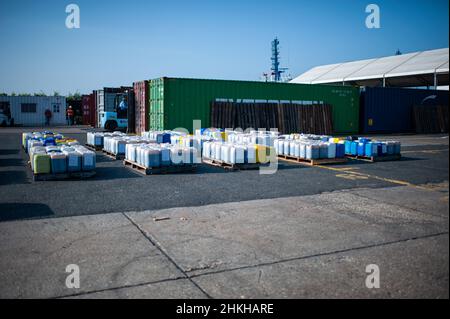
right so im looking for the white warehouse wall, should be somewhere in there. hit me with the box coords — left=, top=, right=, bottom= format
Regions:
left=0, top=96, right=67, bottom=126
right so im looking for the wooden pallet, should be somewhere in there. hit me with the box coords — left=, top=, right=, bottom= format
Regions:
left=102, top=149, right=124, bottom=160
left=202, top=158, right=262, bottom=171
left=33, top=170, right=96, bottom=182
left=85, top=144, right=103, bottom=151
left=277, top=155, right=348, bottom=166
left=345, top=154, right=402, bottom=163
left=123, top=159, right=197, bottom=175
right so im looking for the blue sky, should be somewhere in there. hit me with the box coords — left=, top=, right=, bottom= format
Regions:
left=0, top=0, right=448, bottom=95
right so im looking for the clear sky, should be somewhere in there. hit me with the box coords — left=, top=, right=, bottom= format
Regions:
left=0, top=0, right=448, bottom=95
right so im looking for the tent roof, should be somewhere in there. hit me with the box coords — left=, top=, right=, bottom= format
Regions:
left=291, top=48, right=449, bottom=87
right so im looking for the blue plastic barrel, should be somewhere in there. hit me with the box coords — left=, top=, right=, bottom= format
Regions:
left=157, top=133, right=171, bottom=144
left=387, top=142, right=395, bottom=155
left=160, top=148, right=171, bottom=166
left=357, top=143, right=366, bottom=156
left=350, top=142, right=358, bottom=156
left=50, top=154, right=67, bottom=174
left=306, top=145, right=320, bottom=160
left=319, top=144, right=328, bottom=159
left=344, top=140, right=352, bottom=155
left=365, top=143, right=378, bottom=157
left=336, top=143, right=345, bottom=158
left=394, top=142, right=401, bottom=155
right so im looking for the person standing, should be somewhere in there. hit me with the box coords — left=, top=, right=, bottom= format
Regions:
left=66, top=106, right=74, bottom=126
left=44, top=109, right=52, bottom=126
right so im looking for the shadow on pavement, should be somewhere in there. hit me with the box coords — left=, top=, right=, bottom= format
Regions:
left=0, top=149, right=20, bottom=156
left=90, top=166, right=142, bottom=180
left=0, top=170, right=29, bottom=185
left=0, top=158, right=24, bottom=167
left=0, top=203, right=54, bottom=222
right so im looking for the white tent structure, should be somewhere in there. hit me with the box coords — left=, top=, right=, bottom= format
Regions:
left=290, top=48, right=449, bottom=88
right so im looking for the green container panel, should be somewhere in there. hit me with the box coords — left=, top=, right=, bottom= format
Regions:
left=149, top=77, right=359, bottom=134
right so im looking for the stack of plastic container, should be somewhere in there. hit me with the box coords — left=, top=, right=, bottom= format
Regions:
left=195, top=128, right=226, bottom=141
left=274, top=134, right=346, bottom=160
left=202, top=140, right=273, bottom=165
left=125, top=143, right=200, bottom=168
left=86, top=131, right=125, bottom=148
left=142, top=131, right=172, bottom=144
left=24, top=131, right=96, bottom=175
left=344, top=138, right=401, bottom=158
left=23, top=131, right=65, bottom=153
left=103, top=135, right=155, bottom=156
left=226, top=130, right=279, bottom=147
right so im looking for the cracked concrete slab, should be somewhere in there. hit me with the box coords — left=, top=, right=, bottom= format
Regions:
left=351, top=184, right=449, bottom=219
left=126, top=187, right=448, bottom=277
left=192, top=234, right=449, bottom=299
left=65, top=279, right=206, bottom=299
left=0, top=213, right=184, bottom=299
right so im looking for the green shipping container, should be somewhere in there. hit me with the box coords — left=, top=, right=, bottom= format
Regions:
left=149, top=77, right=359, bottom=134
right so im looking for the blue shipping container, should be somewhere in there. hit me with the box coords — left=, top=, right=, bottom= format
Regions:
left=360, top=87, right=449, bottom=133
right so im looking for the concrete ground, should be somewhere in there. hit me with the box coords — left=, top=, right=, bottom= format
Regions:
left=0, top=127, right=448, bottom=299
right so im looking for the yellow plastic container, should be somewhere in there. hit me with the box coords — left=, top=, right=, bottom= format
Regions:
left=256, top=145, right=275, bottom=163
left=33, top=154, right=51, bottom=174
left=330, top=138, right=341, bottom=143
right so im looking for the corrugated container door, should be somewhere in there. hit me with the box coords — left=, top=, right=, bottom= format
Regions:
left=133, top=80, right=149, bottom=135
left=89, top=92, right=95, bottom=126
left=82, top=95, right=90, bottom=125
left=361, top=87, right=449, bottom=133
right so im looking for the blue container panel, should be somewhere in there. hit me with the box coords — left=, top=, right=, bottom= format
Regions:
left=361, top=87, right=449, bottom=134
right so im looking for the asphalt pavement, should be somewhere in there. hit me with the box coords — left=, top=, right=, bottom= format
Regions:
left=0, top=127, right=448, bottom=299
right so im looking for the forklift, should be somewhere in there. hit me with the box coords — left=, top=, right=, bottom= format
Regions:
left=101, top=88, right=135, bottom=133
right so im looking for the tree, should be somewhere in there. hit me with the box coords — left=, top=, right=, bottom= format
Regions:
left=34, top=91, right=47, bottom=97
left=53, top=91, right=60, bottom=97
left=67, top=91, right=82, bottom=101
left=0, top=93, right=7, bottom=97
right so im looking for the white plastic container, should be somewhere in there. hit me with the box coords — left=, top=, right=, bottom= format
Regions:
left=235, top=146, right=246, bottom=164
left=214, top=143, right=222, bottom=161
left=202, top=141, right=212, bottom=159
left=294, top=142, right=300, bottom=157
left=290, top=141, right=296, bottom=157
left=247, top=144, right=257, bottom=164
left=326, top=142, right=337, bottom=159
left=221, top=144, right=231, bottom=163
left=170, top=147, right=184, bottom=165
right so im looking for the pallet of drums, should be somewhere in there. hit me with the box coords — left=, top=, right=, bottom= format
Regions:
left=273, top=134, right=401, bottom=165
left=202, top=142, right=274, bottom=170
left=191, top=129, right=275, bottom=170
left=274, top=134, right=348, bottom=166
left=86, top=131, right=130, bottom=157
left=23, top=132, right=96, bottom=181
left=344, top=138, right=401, bottom=162
left=124, top=143, right=200, bottom=175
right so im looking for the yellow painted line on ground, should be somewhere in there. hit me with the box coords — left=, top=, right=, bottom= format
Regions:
left=315, top=164, right=430, bottom=190
left=336, top=173, right=369, bottom=180
left=325, top=166, right=360, bottom=172
left=401, top=149, right=449, bottom=154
